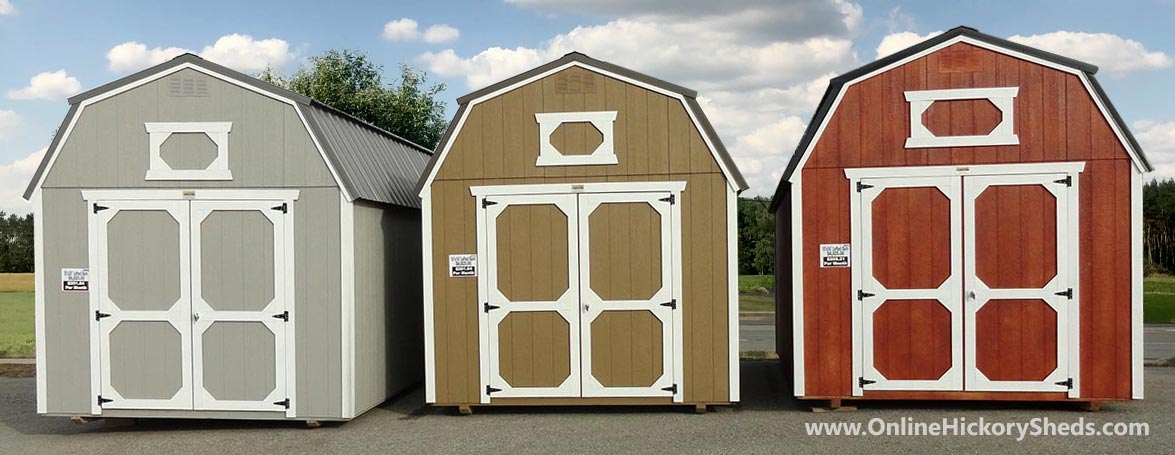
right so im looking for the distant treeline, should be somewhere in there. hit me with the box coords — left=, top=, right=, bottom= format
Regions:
left=1145, top=179, right=1175, bottom=275
left=0, top=212, right=33, bottom=273
left=737, top=196, right=774, bottom=276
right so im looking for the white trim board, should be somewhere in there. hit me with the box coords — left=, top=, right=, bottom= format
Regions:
left=33, top=193, right=47, bottom=414
left=421, top=189, right=437, bottom=404
left=785, top=34, right=1148, bottom=185
left=339, top=193, right=356, bottom=418
left=80, top=189, right=301, bottom=201
left=1132, top=168, right=1144, bottom=399
left=418, top=60, right=742, bottom=196
left=844, top=162, right=1086, bottom=179
left=26, top=61, right=353, bottom=202
left=470, top=181, right=687, bottom=197
left=790, top=176, right=805, bottom=397
left=726, top=185, right=740, bottom=402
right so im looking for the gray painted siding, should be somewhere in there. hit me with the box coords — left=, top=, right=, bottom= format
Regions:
left=42, top=68, right=335, bottom=190
left=41, top=189, right=91, bottom=414
left=352, top=202, right=423, bottom=413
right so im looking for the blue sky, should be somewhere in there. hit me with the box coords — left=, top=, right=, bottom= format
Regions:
left=2, top=0, right=1174, bottom=213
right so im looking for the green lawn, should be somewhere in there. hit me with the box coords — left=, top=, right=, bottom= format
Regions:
left=1145, top=275, right=1175, bottom=324
left=738, top=275, right=774, bottom=293
left=0, top=292, right=34, bottom=358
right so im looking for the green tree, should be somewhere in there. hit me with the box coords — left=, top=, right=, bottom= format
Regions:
left=261, top=50, right=448, bottom=148
left=0, top=212, right=34, bottom=273
left=737, top=196, right=775, bottom=276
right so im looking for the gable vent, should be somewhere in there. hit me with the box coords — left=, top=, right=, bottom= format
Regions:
left=168, top=75, right=210, bottom=97
left=555, top=72, right=598, bottom=94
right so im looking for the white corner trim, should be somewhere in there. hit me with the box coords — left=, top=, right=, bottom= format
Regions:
left=727, top=186, right=740, bottom=402
left=469, top=181, right=687, bottom=197
left=906, top=87, right=1019, bottom=149
left=417, top=60, right=742, bottom=196
left=1132, top=169, right=1144, bottom=399
left=26, top=61, right=354, bottom=202
left=340, top=193, right=356, bottom=418
left=791, top=176, right=805, bottom=397
left=421, top=189, right=437, bottom=404
left=144, top=122, right=234, bottom=181
left=535, top=111, right=619, bottom=166
left=33, top=193, right=47, bottom=414
left=844, top=162, right=1086, bottom=180
left=786, top=34, right=1148, bottom=183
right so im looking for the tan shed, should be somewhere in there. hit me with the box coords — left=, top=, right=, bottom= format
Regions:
left=416, top=53, right=748, bottom=410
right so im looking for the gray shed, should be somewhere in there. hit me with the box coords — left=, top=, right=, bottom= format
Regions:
left=24, top=54, right=428, bottom=422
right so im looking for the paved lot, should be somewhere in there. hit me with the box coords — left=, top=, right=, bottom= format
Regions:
left=1146, top=324, right=1175, bottom=363
left=1, top=362, right=1171, bottom=454
left=739, top=314, right=775, bottom=352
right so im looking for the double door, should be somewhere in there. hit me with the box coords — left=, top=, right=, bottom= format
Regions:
left=90, top=197, right=292, bottom=413
left=853, top=171, right=1079, bottom=396
left=476, top=189, right=681, bottom=402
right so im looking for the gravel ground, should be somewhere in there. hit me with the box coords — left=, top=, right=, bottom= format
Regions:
left=1, top=362, right=1171, bottom=454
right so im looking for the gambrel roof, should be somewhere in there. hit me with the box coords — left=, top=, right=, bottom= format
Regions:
left=24, top=54, right=432, bottom=208
left=769, top=25, right=1152, bottom=211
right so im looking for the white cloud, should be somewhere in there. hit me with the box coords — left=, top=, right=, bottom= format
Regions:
left=106, top=34, right=296, bottom=74
left=1009, top=31, right=1173, bottom=77
left=0, top=147, right=45, bottom=215
left=0, top=0, right=16, bottom=16
left=0, top=110, right=21, bottom=139
left=1134, top=120, right=1175, bottom=179
left=7, top=70, right=82, bottom=101
left=423, top=24, right=461, bottom=44
left=876, top=30, right=941, bottom=59
left=383, top=18, right=461, bottom=44
left=423, top=1, right=862, bottom=196
left=383, top=18, right=421, bottom=41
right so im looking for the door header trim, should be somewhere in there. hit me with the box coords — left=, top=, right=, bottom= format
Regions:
left=81, top=189, right=300, bottom=202
left=470, top=181, right=686, bottom=197
left=844, top=162, right=1086, bottom=180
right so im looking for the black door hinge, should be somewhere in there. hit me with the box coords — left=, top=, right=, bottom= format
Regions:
left=97, top=395, right=113, bottom=407
left=856, top=182, right=874, bottom=192
left=483, top=302, right=500, bottom=313
left=482, top=199, right=498, bottom=209
left=857, top=290, right=875, bottom=301
left=93, top=204, right=109, bottom=214
left=274, top=398, right=290, bottom=409
left=1055, top=288, right=1074, bottom=300
left=1056, top=378, right=1073, bottom=389
left=486, top=385, right=502, bottom=395
left=1054, top=176, right=1072, bottom=187
left=661, top=384, right=678, bottom=394
left=859, top=377, right=877, bottom=388
left=94, top=310, right=111, bottom=321
left=270, top=203, right=288, bottom=214
left=659, top=299, right=677, bottom=310
left=659, top=195, right=676, bottom=205
left=273, top=311, right=289, bottom=322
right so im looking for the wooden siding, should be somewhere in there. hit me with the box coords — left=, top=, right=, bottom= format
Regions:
left=429, top=66, right=731, bottom=405
left=792, top=42, right=1135, bottom=400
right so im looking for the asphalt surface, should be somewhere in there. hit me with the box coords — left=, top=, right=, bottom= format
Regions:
left=739, top=314, right=775, bottom=353
left=1146, top=324, right=1175, bottom=363
left=1, top=363, right=1171, bottom=454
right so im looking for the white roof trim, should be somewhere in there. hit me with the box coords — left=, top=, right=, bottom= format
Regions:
left=417, top=60, right=741, bottom=196
left=786, top=34, right=1147, bottom=184
left=27, top=61, right=353, bottom=201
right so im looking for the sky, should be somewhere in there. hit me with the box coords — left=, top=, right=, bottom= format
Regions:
left=2, top=0, right=1174, bottom=214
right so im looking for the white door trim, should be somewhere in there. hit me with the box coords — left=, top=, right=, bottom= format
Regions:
left=578, top=191, right=678, bottom=399
left=91, top=200, right=194, bottom=411
left=189, top=200, right=292, bottom=413
left=962, top=172, right=1080, bottom=396
left=852, top=176, right=964, bottom=394
left=471, top=181, right=687, bottom=197
left=478, top=193, right=582, bottom=402
left=845, top=162, right=1086, bottom=180
left=81, top=189, right=302, bottom=202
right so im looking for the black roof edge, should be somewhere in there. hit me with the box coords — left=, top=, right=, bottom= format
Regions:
left=68, top=53, right=313, bottom=106
left=455, top=52, right=699, bottom=105
left=768, top=25, right=1146, bottom=211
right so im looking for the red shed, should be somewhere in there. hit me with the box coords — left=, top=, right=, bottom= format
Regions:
left=770, top=26, right=1150, bottom=405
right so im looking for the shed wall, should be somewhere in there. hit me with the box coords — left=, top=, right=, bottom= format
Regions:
left=429, top=66, right=732, bottom=405
left=795, top=43, right=1134, bottom=400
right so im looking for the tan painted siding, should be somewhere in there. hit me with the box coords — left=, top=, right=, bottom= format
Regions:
left=429, top=66, right=731, bottom=405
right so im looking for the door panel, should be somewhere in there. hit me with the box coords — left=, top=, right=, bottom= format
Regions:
left=579, top=193, right=675, bottom=398
left=95, top=201, right=193, bottom=410
left=191, top=201, right=288, bottom=411
left=482, top=194, right=580, bottom=400
left=856, top=177, right=963, bottom=393
left=964, top=175, right=1074, bottom=393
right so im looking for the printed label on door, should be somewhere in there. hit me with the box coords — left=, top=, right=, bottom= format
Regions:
left=61, top=268, right=89, bottom=291
left=819, top=244, right=851, bottom=268
left=449, top=254, right=477, bottom=277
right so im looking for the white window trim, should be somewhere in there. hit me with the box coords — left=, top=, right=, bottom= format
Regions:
left=145, top=122, right=234, bottom=181
left=906, top=87, right=1019, bottom=148
left=535, top=111, right=619, bottom=166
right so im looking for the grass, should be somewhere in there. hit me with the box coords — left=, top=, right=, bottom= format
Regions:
left=0, top=291, right=34, bottom=357
left=738, top=275, right=774, bottom=293
left=1145, top=275, right=1175, bottom=324
left=0, top=273, right=33, bottom=292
